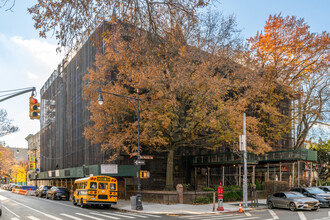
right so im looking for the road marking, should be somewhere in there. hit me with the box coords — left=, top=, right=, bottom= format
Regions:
left=76, top=213, right=105, bottom=220
left=27, top=216, right=41, bottom=220
left=139, top=213, right=162, bottom=218
left=2, top=197, right=62, bottom=220
left=60, top=213, right=84, bottom=220
left=329, top=211, right=330, bottom=217
left=91, top=212, right=120, bottom=219
left=178, top=214, right=258, bottom=220
left=297, top=211, right=307, bottom=220
left=118, top=212, right=148, bottom=218
left=245, top=212, right=252, bottom=216
left=180, top=214, right=241, bottom=219
left=11, top=218, right=20, bottom=220
left=2, top=205, right=20, bottom=218
left=101, top=212, right=135, bottom=218
left=268, top=210, right=279, bottom=219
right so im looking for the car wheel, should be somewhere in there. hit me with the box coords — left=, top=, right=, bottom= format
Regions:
left=268, top=201, right=274, bottom=209
left=289, top=202, right=296, bottom=211
left=311, top=208, right=318, bottom=211
left=72, top=197, right=77, bottom=206
left=46, top=194, right=49, bottom=199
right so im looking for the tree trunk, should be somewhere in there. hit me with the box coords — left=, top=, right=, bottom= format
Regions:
left=165, top=147, right=175, bottom=190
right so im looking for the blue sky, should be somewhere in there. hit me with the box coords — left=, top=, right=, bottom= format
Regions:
left=0, top=0, right=329, bottom=149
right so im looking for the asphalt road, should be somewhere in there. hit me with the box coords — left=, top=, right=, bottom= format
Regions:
left=1, top=189, right=329, bottom=220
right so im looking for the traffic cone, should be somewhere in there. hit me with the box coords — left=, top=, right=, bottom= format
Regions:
left=238, top=203, right=243, bottom=213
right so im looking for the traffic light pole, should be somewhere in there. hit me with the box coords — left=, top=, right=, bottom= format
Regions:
left=0, top=87, right=36, bottom=102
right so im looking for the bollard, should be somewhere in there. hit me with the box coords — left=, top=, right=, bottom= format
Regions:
left=217, top=182, right=224, bottom=211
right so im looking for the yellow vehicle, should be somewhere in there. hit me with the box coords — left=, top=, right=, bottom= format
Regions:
left=72, top=175, right=118, bottom=208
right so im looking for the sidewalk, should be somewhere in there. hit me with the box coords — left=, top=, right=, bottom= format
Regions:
left=112, top=199, right=268, bottom=214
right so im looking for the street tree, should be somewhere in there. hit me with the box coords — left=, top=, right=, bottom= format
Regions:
left=83, top=13, right=273, bottom=189
left=247, top=14, right=330, bottom=149
left=0, top=144, right=14, bottom=179
left=28, top=0, right=212, bottom=52
left=10, top=162, right=27, bottom=184
left=310, top=140, right=330, bottom=184
left=0, top=109, right=19, bottom=137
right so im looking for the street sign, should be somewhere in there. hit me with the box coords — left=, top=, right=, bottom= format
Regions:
left=130, top=152, right=138, bottom=157
left=140, top=155, right=153, bottom=160
left=134, top=160, right=145, bottom=166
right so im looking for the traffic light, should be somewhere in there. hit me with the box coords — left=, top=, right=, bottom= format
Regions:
left=140, top=170, right=150, bottom=179
left=29, top=96, right=40, bottom=119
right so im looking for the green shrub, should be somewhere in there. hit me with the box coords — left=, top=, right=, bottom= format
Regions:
left=224, top=185, right=242, bottom=191
left=195, top=196, right=211, bottom=204
left=202, top=187, right=215, bottom=191
left=182, top=184, right=193, bottom=191
left=223, top=191, right=240, bottom=202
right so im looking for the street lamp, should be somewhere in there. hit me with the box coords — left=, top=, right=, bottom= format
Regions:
left=98, top=89, right=143, bottom=211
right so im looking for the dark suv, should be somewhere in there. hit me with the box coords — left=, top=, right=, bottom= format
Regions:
left=319, top=186, right=330, bottom=193
left=35, top=185, right=52, bottom=198
left=46, top=187, right=70, bottom=200
left=291, top=187, right=330, bottom=207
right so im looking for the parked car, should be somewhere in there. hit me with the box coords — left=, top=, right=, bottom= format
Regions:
left=319, top=186, right=330, bottom=193
left=8, top=183, right=16, bottom=191
left=46, top=186, right=70, bottom=200
left=267, top=191, right=319, bottom=211
left=291, top=187, right=330, bottom=207
left=35, top=185, right=52, bottom=198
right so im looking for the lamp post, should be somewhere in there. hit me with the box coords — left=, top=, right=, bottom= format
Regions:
left=98, top=89, right=143, bottom=211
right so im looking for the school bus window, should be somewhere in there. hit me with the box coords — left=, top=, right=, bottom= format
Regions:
left=90, top=182, right=97, bottom=189
left=110, top=183, right=116, bottom=190
left=99, top=183, right=108, bottom=189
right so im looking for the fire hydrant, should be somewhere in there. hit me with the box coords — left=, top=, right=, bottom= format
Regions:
left=217, top=182, right=224, bottom=211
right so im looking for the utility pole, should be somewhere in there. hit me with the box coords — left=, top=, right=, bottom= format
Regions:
left=243, top=113, right=248, bottom=208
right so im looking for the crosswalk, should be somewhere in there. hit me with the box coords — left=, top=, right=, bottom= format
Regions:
left=176, top=213, right=260, bottom=220
left=7, top=211, right=162, bottom=220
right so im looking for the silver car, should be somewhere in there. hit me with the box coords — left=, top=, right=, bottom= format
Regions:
left=267, top=191, right=319, bottom=211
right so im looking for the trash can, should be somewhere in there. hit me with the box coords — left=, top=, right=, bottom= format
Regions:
left=130, top=196, right=137, bottom=210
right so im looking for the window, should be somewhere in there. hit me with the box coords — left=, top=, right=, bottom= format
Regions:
left=99, top=183, right=108, bottom=190
left=90, top=182, right=97, bottom=189
left=273, top=193, right=280, bottom=197
left=110, top=183, right=116, bottom=190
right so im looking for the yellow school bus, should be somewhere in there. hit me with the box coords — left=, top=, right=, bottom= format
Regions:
left=72, top=175, right=118, bottom=208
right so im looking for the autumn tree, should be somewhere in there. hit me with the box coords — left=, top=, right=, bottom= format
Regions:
left=83, top=12, right=273, bottom=189
left=0, top=108, right=19, bottom=137
left=0, top=0, right=15, bottom=11
left=10, top=162, right=27, bottom=184
left=0, top=144, right=14, bottom=179
left=28, top=0, right=212, bottom=52
left=247, top=14, right=330, bottom=149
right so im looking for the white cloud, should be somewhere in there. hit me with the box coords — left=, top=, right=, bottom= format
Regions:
left=26, top=71, right=39, bottom=80
left=10, top=36, right=61, bottom=70
left=0, top=35, right=62, bottom=149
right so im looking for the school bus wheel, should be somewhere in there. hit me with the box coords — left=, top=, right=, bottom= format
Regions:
left=72, top=197, right=77, bottom=205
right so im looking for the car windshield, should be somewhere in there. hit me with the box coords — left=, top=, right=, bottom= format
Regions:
left=285, top=192, right=304, bottom=198
left=307, top=188, right=325, bottom=194
left=58, top=188, right=68, bottom=191
left=43, top=186, right=51, bottom=189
